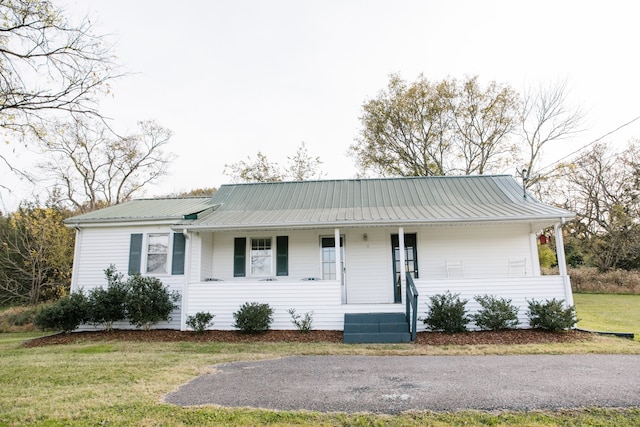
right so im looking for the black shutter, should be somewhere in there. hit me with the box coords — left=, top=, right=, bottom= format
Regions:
left=128, top=233, right=143, bottom=275
left=276, top=236, right=288, bottom=276
left=172, top=232, right=186, bottom=275
left=233, top=237, right=246, bottom=277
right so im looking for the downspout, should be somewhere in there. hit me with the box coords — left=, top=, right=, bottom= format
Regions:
left=554, top=219, right=574, bottom=306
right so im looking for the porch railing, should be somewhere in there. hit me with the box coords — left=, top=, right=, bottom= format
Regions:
left=405, top=272, right=419, bottom=341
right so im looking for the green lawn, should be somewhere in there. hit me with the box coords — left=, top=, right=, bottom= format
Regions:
left=574, top=293, right=640, bottom=342
left=0, top=294, right=639, bottom=426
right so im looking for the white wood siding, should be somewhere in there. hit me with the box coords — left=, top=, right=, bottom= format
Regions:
left=420, top=223, right=536, bottom=279
left=185, top=276, right=572, bottom=331
left=71, top=226, right=187, bottom=330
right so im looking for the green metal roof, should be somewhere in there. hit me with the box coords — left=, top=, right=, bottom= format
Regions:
left=65, top=176, right=575, bottom=229
left=189, top=175, right=574, bottom=230
left=64, top=197, right=214, bottom=225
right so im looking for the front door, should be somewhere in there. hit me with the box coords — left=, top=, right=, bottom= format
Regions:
left=391, top=233, right=418, bottom=303
left=321, top=236, right=346, bottom=302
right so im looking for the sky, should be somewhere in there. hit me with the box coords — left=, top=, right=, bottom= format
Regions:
left=2, top=0, right=640, bottom=211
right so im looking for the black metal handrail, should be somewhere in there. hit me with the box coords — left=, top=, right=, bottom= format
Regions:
left=405, top=272, right=419, bottom=341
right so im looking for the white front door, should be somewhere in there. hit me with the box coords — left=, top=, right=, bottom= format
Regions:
left=321, top=236, right=346, bottom=302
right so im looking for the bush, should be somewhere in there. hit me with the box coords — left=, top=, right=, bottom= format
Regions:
left=34, top=290, right=88, bottom=333
left=86, top=266, right=128, bottom=331
left=422, top=291, right=469, bottom=333
left=124, top=275, right=180, bottom=331
left=287, top=308, right=313, bottom=333
left=186, top=311, right=214, bottom=334
left=526, top=298, right=578, bottom=331
left=233, top=302, right=274, bottom=333
left=471, top=295, right=519, bottom=330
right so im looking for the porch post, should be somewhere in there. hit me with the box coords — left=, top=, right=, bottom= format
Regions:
left=180, top=230, right=190, bottom=331
left=554, top=220, right=574, bottom=306
left=399, top=227, right=406, bottom=301
left=335, top=228, right=344, bottom=303
left=554, top=220, right=568, bottom=276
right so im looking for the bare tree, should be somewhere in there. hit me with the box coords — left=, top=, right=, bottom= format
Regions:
left=40, top=119, right=175, bottom=212
left=0, top=0, right=119, bottom=134
left=224, top=142, right=325, bottom=183
left=520, top=80, right=584, bottom=189
left=286, top=142, right=325, bottom=181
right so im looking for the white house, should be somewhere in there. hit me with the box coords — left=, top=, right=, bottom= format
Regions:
left=66, top=175, right=575, bottom=342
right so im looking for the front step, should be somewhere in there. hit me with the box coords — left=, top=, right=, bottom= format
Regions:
left=343, top=312, right=411, bottom=344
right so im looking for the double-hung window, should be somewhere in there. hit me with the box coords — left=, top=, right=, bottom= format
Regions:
left=128, top=232, right=186, bottom=275
left=147, top=233, right=170, bottom=274
left=233, top=236, right=288, bottom=278
left=250, top=238, right=272, bottom=276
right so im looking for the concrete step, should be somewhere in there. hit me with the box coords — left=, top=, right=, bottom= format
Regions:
left=343, top=332, right=412, bottom=344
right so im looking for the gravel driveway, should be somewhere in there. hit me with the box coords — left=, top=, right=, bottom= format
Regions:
left=165, top=355, right=640, bottom=414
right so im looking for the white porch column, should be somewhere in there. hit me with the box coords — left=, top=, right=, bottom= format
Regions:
left=180, top=230, right=191, bottom=331
left=554, top=221, right=568, bottom=276
left=554, top=220, right=574, bottom=306
left=335, top=228, right=344, bottom=303
left=399, top=227, right=406, bottom=301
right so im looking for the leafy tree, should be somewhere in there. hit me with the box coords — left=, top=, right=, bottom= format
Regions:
left=39, top=119, right=175, bottom=212
left=124, top=274, right=180, bottom=330
left=560, top=141, right=640, bottom=271
left=448, top=76, right=520, bottom=175
left=0, top=204, right=74, bottom=306
left=224, top=142, right=324, bottom=182
left=351, top=74, right=520, bottom=177
left=0, top=0, right=120, bottom=173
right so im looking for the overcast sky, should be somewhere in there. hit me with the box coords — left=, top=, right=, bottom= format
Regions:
left=2, top=0, right=639, bottom=210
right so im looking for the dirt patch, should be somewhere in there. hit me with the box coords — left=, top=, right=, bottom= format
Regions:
left=22, top=328, right=592, bottom=348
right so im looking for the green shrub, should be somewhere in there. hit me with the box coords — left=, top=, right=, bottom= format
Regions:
left=471, top=295, right=519, bottom=330
left=5, top=306, right=39, bottom=327
left=86, top=266, right=128, bottom=331
left=124, top=275, right=180, bottom=331
left=526, top=298, right=578, bottom=331
left=186, top=311, right=214, bottom=334
left=233, top=302, right=274, bottom=333
left=34, top=290, right=88, bottom=333
left=287, top=308, right=313, bottom=333
left=422, top=291, right=469, bottom=333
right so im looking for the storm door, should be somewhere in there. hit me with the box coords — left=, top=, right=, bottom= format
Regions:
left=321, top=236, right=345, bottom=302
left=391, top=233, right=418, bottom=303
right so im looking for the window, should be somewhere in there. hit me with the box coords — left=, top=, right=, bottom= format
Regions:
left=250, top=238, right=272, bottom=276
left=128, top=232, right=186, bottom=276
left=147, top=233, right=169, bottom=274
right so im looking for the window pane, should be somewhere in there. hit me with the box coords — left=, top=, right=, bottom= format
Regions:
left=147, top=233, right=169, bottom=274
left=147, top=254, right=168, bottom=274
left=251, top=238, right=272, bottom=276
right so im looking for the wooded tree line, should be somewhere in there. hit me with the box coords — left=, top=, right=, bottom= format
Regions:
left=0, top=1, right=638, bottom=307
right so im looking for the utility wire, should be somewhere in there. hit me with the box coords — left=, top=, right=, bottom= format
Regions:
left=537, top=115, right=640, bottom=174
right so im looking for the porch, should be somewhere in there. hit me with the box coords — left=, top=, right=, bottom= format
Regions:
left=181, top=275, right=573, bottom=332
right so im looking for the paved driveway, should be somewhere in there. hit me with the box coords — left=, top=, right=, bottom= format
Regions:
left=165, top=355, right=640, bottom=414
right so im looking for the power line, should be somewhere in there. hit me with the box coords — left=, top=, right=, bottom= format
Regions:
left=537, top=115, right=640, bottom=174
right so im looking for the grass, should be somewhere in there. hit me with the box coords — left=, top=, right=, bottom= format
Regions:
left=0, top=295, right=639, bottom=426
left=574, top=293, right=640, bottom=342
